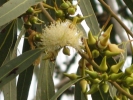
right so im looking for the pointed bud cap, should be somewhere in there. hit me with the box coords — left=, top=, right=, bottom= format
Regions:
left=108, top=43, right=124, bottom=53
left=87, top=31, right=96, bottom=45
left=101, top=82, right=109, bottom=93
left=63, top=73, right=80, bottom=80
left=103, top=24, right=113, bottom=37
left=125, top=64, right=133, bottom=76
left=104, top=50, right=120, bottom=57
left=109, top=60, right=124, bottom=74
left=109, top=72, right=124, bottom=81
left=87, top=84, right=99, bottom=94
left=99, top=56, right=108, bottom=72
left=80, top=79, right=88, bottom=93
left=85, top=70, right=98, bottom=79
left=124, top=77, right=133, bottom=86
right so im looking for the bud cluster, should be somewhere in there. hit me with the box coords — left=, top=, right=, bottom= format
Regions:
left=63, top=25, right=133, bottom=99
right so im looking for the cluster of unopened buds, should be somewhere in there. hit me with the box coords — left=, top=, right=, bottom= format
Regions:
left=63, top=24, right=133, bottom=100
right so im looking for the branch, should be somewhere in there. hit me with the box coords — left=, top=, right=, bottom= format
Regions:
left=110, top=81, right=133, bottom=100
left=98, top=0, right=133, bottom=38
left=38, top=2, right=55, bottom=22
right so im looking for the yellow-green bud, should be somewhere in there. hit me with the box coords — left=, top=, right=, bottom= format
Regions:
left=92, top=49, right=99, bottom=58
left=124, top=77, right=133, bottom=86
left=100, top=24, right=113, bottom=38
left=114, top=96, right=120, bottom=100
left=60, top=1, right=70, bottom=9
left=67, top=7, right=76, bottom=15
left=122, top=96, right=128, bottom=100
left=109, top=72, right=123, bottom=81
left=63, top=73, right=80, bottom=80
left=92, top=78, right=101, bottom=84
left=30, top=16, right=44, bottom=24
left=109, top=60, right=124, bottom=74
left=26, top=7, right=34, bottom=14
left=101, top=82, right=109, bottom=93
left=100, top=73, right=108, bottom=81
left=85, top=70, right=98, bottom=79
left=99, top=56, right=108, bottom=72
left=87, top=31, right=96, bottom=45
left=108, top=43, right=124, bottom=54
left=87, top=84, right=99, bottom=94
left=55, top=9, right=65, bottom=18
left=80, top=79, right=88, bottom=93
left=63, top=46, right=70, bottom=56
left=104, top=50, right=120, bottom=57
left=125, top=64, right=133, bottom=76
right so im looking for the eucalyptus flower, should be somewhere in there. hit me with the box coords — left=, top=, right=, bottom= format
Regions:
left=41, top=20, right=83, bottom=55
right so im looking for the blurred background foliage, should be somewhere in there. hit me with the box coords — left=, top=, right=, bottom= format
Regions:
left=0, top=0, right=133, bottom=100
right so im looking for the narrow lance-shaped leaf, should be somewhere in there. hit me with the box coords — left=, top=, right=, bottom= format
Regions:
left=50, top=77, right=85, bottom=100
left=79, top=0, right=100, bottom=35
left=0, top=49, right=43, bottom=88
left=36, top=59, right=55, bottom=100
left=0, top=0, right=44, bottom=26
left=0, top=20, right=16, bottom=67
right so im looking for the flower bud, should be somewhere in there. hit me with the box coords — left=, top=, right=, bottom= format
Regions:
left=80, top=79, right=88, bottom=93
left=26, top=7, right=34, bottom=14
left=85, top=70, right=98, bottom=79
left=122, top=96, right=128, bottom=100
left=92, top=78, right=101, bottom=84
left=109, top=72, right=123, bottom=81
left=100, top=73, right=108, bottom=81
left=87, top=31, right=97, bottom=45
left=114, top=96, right=120, bottom=100
left=60, top=0, right=70, bottom=9
left=30, top=16, right=44, bottom=24
left=87, top=84, right=99, bottom=94
left=124, top=77, right=133, bottom=86
left=101, top=82, right=109, bottom=93
left=63, top=46, right=70, bottom=56
left=125, top=64, right=133, bottom=76
left=76, top=15, right=89, bottom=23
left=98, top=33, right=109, bottom=49
left=104, top=50, right=120, bottom=57
left=67, top=7, right=76, bottom=15
left=63, top=73, right=80, bottom=80
left=108, top=43, right=124, bottom=54
left=99, top=56, right=108, bottom=72
left=55, top=9, right=65, bottom=18
left=99, top=24, right=113, bottom=39
left=109, top=60, right=124, bottom=74
left=92, top=49, right=99, bottom=58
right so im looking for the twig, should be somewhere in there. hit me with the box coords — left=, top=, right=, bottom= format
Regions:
left=98, top=0, right=133, bottom=38
left=38, top=2, right=55, bottom=22
left=78, top=51, right=99, bottom=70
left=110, top=81, right=133, bottom=100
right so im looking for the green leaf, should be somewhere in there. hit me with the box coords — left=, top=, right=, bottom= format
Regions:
left=79, top=0, right=100, bottom=35
left=50, top=78, right=84, bottom=100
left=123, top=0, right=133, bottom=15
left=2, top=20, right=17, bottom=100
left=0, top=49, right=42, bottom=88
left=0, top=0, right=44, bottom=26
left=36, top=59, right=55, bottom=100
left=17, top=33, right=34, bottom=100
left=0, top=20, right=16, bottom=67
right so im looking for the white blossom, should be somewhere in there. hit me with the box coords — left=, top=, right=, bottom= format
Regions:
left=41, top=20, right=83, bottom=53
